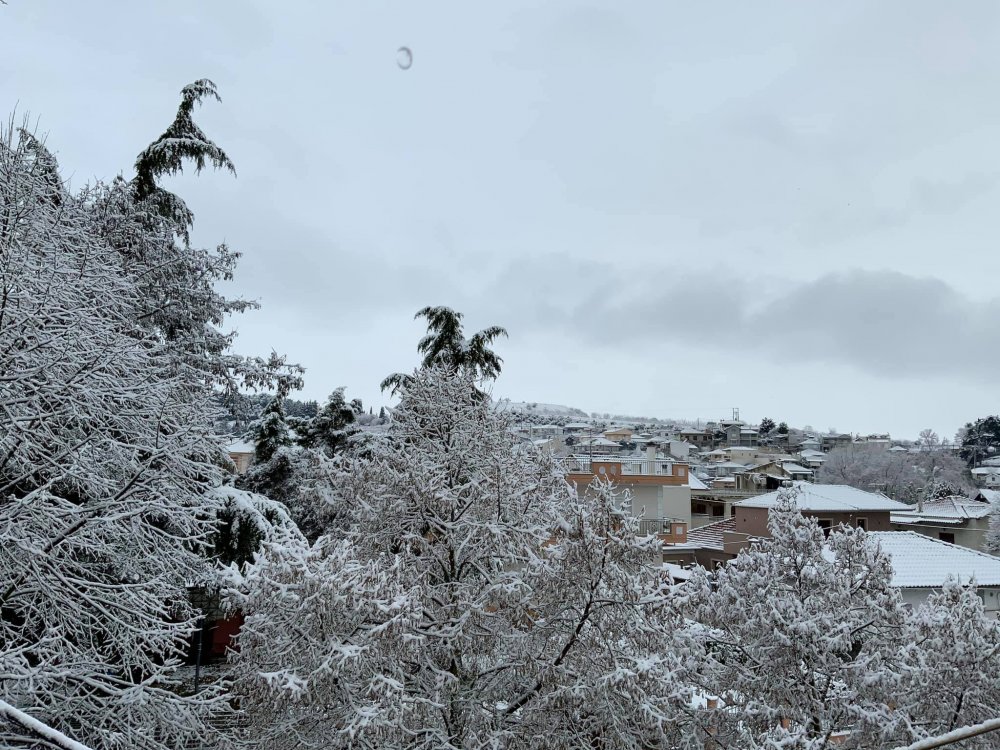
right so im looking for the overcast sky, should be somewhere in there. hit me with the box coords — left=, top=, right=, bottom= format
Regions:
left=4, top=1, right=1000, bottom=439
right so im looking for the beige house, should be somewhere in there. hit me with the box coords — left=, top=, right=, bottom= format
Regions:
left=603, top=427, right=634, bottom=442
left=564, top=447, right=692, bottom=537
left=226, top=439, right=255, bottom=475
left=890, top=496, right=993, bottom=551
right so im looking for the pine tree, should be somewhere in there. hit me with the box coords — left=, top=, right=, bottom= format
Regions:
left=381, top=306, right=507, bottom=394
left=249, top=388, right=292, bottom=464
left=295, top=388, right=359, bottom=456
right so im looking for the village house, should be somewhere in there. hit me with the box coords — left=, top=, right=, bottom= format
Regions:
left=603, top=426, right=634, bottom=442
left=226, top=439, right=255, bottom=475
left=890, top=495, right=993, bottom=551
left=797, top=448, right=827, bottom=470
left=820, top=433, right=853, bottom=452
left=971, top=466, right=1000, bottom=488
left=679, top=428, right=715, bottom=449
left=564, top=446, right=692, bottom=540
left=665, top=483, right=1000, bottom=613
left=866, top=532, right=1000, bottom=614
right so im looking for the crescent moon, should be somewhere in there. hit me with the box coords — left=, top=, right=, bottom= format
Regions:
left=396, top=46, right=413, bottom=70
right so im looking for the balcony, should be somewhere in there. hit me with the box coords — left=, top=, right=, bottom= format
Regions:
left=564, top=455, right=684, bottom=477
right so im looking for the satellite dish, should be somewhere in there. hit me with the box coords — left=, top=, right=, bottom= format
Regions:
left=396, top=46, right=413, bottom=70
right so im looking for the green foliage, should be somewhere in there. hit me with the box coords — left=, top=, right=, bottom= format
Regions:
left=381, top=306, right=507, bottom=394
left=296, top=388, right=360, bottom=456
left=759, top=416, right=775, bottom=435
left=133, top=79, right=236, bottom=211
left=960, top=415, right=1000, bottom=466
left=250, top=394, right=292, bottom=464
left=776, top=421, right=789, bottom=434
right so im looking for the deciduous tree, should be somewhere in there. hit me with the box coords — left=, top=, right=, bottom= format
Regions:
left=229, top=368, right=689, bottom=749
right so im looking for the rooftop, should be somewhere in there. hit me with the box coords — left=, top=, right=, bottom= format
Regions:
left=687, top=474, right=709, bottom=491
left=890, top=497, right=992, bottom=524
left=736, top=483, right=912, bottom=512
left=868, top=531, right=1000, bottom=588
left=667, top=517, right=736, bottom=551
left=226, top=439, right=255, bottom=454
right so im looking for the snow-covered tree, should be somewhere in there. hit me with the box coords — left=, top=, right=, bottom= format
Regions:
left=677, top=495, right=908, bottom=748
left=917, top=429, right=940, bottom=450
left=228, top=368, right=689, bottom=749
left=248, top=389, right=293, bottom=464
left=0, top=124, right=230, bottom=748
left=90, top=79, right=302, bottom=401
left=895, top=581, right=1000, bottom=749
left=381, top=306, right=507, bottom=394
left=237, top=444, right=345, bottom=544
left=817, top=444, right=971, bottom=503
left=294, top=387, right=360, bottom=456
left=0, top=83, right=295, bottom=748
left=208, top=485, right=305, bottom=569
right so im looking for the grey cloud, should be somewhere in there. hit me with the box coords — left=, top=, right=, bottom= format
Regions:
left=488, top=265, right=1000, bottom=383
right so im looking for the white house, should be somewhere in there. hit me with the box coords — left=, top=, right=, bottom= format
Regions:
left=972, top=466, right=1000, bottom=488
left=868, top=531, right=1000, bottom=614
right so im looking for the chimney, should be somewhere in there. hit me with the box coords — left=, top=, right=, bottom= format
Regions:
left=646, top=444, right=656, bottom=475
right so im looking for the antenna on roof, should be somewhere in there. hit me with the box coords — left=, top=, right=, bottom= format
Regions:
left=732, top=407, right=740, bottom=422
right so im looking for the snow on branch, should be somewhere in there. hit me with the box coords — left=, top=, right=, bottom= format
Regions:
left=893, top=717, right=1000, bottom=750
left=0, top=699, right=94, bottom=750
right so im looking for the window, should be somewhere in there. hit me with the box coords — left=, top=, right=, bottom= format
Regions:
left=939, top=532, right=955, bottom=544
left=660, top=463, right=673, bottom=476
left=856, top=517, right=867, bottom=531
left=817, top=519, right=833, bottom=538
left=693, top=503, right=707, bottom=515
left=712, top=504, right=725, bottom=516
left=712, top=559, right=726, bottom=570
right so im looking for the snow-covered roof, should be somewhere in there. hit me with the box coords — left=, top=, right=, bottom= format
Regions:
left=226, top=439, right=255, bottom=454
left=781, top=462, right=814, bottom=474
left=663, top=562, right=693, bottom=581
left=564, top=422, right=591, bottom=428
left=890, top=497, right=992, bottom=524
left=715, top=461, right=750, bottom=470
left=587, top=437, right=620, bottom=447
left=972, top=467, right=1000, bottom=475
left=868, top=531, right=1000, bottom=588
left=798, top=449, right=825, bottom=458
left=976, top=489, right=1000, bottom=504
left=668, top=517, right=736, bottom=551
left=736, top=483, right=911, bottom=512
left=889, top=445, right=908, bottom=452
left=687, top=474, right=709, bottom=490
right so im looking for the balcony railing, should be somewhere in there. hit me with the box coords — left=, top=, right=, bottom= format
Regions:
left=564, top=455, right=681, bottom=477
